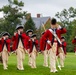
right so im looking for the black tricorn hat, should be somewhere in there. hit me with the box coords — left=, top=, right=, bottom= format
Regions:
left=16, top=25, right=24, bottom=30
left=51, top=18, right=57, bottom=25
left=26, top=29, right=33, bottom=34
left=31, top=34, right=36, bottom=38
left=1, top=32, right=10, bottom=36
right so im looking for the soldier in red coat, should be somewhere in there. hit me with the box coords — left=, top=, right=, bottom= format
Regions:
left=72, top=36, right=76, bottom=55
left=58, top=36, right=67, bottom=67
left=40, top=18, right=67, bottom=73
left=40, top=32, right=51, bottom=67
left=26, top=29, right=33, bottom=66
left=28, top=34, right=38, bottom=68
left=0, top=32, right=11, bottom=70
left=12, top=25, right=29, bottom=70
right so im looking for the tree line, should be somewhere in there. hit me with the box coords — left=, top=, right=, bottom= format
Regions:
left=0, top=0, right=76, bottom=52
left=0, top=0, right=36, bottom=36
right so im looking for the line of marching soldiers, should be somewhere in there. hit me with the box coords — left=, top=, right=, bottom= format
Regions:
left=0, top=26, right=39, bottom=70
left=0, top=18, right=67, bottom=73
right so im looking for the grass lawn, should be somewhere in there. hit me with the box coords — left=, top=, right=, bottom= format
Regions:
left=0, top=53, right=76, bottom=75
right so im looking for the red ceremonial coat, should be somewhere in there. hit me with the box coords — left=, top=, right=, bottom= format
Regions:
left=28, top=39, right=38, bottom=53
left=40, top=34, right=47, bottom=51
left=46, top=43, right=51, bottom=50
left=72, top=38, right=76, bottom=52
left=62, top=41, right=67, bottom=55
left=12, top=32, right=29, bottom=51
left=40, top=28, right=67, bottom=51
left=72, top=39, right=76, bottom=44
left=0, top=38, right=11, bottom=52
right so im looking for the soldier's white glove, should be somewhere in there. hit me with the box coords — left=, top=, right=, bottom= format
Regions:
left=47, top=40, right=51, bottom=44
left=57, top=25, right=61, bottom=29
left=14, top=31, right=17, bottom=36
left=3, top=37, right=6, bottom=40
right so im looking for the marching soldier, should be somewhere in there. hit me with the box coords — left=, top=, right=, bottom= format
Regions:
left=12, top=25, right=29, bottom=70
left=40, top=32, right=51, bottom=67
left=59, top=36, right=67, bottom=67
left=72, top=36, right=76, bottom=55
left=40, top=18, right=67, bottom=73
left=26, top=29, right=33, bottom=66
left=28, top=34, right=38, bottom=68
left=0, top=32, right=11, bottom=70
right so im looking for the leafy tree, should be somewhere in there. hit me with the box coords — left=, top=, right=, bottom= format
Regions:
left=55, top=7, right=76, bottom=52
left=37, top=19, right=51, bottom=39
left=55, top=7, right=76, bottom=27
left=24, top=17, right=36, bottom=31
left=0, top=0, right=26, bottom=36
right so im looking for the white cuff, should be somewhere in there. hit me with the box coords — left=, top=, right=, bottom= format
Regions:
left=47, top=40, right=51, bottom=44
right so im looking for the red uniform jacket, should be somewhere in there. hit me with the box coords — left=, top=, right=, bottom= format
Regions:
left=72, top=38, right=76, bottom=52
left=40, top=34, right=47, bottom=51
left=40, top=28, right=67, bottom=51
left=72, top=39, right=76, bottom=44
left=12, top=32, right=29, bottom=51
left=62, top=41, right=67, bottom=55
left=28, top=39, right=38, bottom=53
left=0, top=38, right=11, bottom=52
left=46, top=43, right=51, bottom=50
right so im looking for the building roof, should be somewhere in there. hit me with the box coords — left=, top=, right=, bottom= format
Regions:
left=21, top=16, right=51, bottom=29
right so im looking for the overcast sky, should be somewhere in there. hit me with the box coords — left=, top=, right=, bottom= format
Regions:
left=0, top=0, right=76, bottom=18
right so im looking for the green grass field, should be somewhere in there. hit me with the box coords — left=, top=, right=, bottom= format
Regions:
left=0, top=53, right=76, bottom=75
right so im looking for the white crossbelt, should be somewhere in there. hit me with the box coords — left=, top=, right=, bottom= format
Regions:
left=49, top=29, right=63, bottom=52
left=49, top=29, right=62, bottom=45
